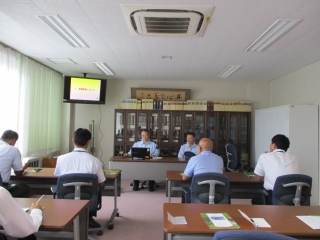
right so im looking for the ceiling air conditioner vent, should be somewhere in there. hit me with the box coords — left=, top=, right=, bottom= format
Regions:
left=122, top=5, right=214, bottom=37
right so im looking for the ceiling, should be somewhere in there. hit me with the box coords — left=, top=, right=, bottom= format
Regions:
left=1, top=0, right=320, bottom=82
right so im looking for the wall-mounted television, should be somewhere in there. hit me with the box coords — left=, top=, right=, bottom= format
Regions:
left=63, top=76, right=107, bottom=104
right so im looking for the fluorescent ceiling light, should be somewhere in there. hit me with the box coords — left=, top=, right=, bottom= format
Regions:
left=217, top=65, right=242, bottom=78
left=92, top=62, right=114, bottom=75
left=39, top=15, right=89, bottom=48
left=245, top=19, right=300, bottom=52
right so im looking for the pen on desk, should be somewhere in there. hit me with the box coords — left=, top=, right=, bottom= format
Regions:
left=250, top=218, right=258, bottom=227
left=35, top=195, right=45, bottom=204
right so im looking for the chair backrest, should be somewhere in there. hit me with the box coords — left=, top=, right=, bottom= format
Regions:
left=55, top=173, right=100, bottom=212
left=272, top=174, right=312, bottom=206
left=225, top=141, right=239, bottom=171
left=213, top=230, right=298, bottom=240
left=184, top=151, right=196, bottom=160
left=190, top=172, right=230, bottom=204
left=0, top=174, right=3, bottom=187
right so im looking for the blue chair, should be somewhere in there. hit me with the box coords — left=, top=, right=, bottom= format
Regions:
left=225, top=140, right=242, bottom=171
left=213, top=230, right=298, bottom=240
left=52, top=173, right=103, bottom=236
left=183, top=172, right=230, bottom=204
left=184, top=151, right=196, bottom=160
left=272, top=174, right=312, bottom=206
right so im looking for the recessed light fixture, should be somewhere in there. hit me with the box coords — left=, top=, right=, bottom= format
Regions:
left=217, top=65, right=242, bottom=78
left=92, top=62, right=114, bottom=75
left=162, top=56, right=172, bottom=59
left=245, top=19, right=300, bottom=52
left=39, top=15, right=89, bottom=48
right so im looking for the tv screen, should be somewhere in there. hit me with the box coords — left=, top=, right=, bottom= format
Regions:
left=63, top=76, right=107, bottom=104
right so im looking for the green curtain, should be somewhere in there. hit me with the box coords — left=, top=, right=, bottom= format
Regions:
left=0, top=44, right=63, bottom=157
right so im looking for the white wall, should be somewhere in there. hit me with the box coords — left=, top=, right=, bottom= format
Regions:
left=67, top=79, right=269, bottom=167
left=270, top=60, right=320, bottom=206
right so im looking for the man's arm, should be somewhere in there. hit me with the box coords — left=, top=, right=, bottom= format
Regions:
left=14, top=163, right=28, bottom=176
left=256, top=175, right=264, bottom=181
left=177, top=144, right=185, bottom=158
left=182, top=173, right=191, bottom=181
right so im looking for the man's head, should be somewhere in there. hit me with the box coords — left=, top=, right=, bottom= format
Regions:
left=73, top=128, right=91, bottom=148
left=140, top=129, right=150, bottom=143
left=1, top=130, right=19, bottom=146
left=270, top=134, right=290, bottom=152
left=186, top=132, right=195, bottom=146
left=198, top=138, right=213, bottom=153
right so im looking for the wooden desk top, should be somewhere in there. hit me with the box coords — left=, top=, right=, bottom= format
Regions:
left=15, top=198, right=89, bottom=229
left=110, top=156, right=187, bottom=163
left=166, top=170, right=262, bottom=184
left=10, top=168, right=121, bottom=180
left=164, top=203, right=320, bottom=237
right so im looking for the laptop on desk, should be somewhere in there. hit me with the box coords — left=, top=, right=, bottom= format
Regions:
left=131, top=147, right=151, bottom=159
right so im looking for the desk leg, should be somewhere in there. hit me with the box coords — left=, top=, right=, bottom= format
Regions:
left=164, top=233, right=172, bottom=240
left=75, top=205, right=88, bottom=240
left=107, top=175, right=119, bottom=230
left=168, top=180, right=171, bottom=203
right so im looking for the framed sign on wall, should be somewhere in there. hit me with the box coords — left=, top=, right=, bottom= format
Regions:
left=131, top=88, right=191, bottom=101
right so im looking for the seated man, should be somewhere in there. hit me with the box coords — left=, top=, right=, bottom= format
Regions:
left=124, top=129, right=160, bottom=191
left=181, top=138, right=223, bottom=202
left=177, top=132, right=199, bottom=159
left=0, top=130, right=30, bottom=197
left=252, top=134, right=299, bottom=205
left=0, top=186, right=43, bottom=240
left=54, top=128, right=106, bottom=228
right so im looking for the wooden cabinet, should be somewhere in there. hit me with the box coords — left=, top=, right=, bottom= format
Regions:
left=114, top=109, right=251, bottom=167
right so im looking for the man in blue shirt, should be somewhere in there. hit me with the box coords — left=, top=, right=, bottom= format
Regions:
left=182, top=138, right=223, bottom=180
left=177, top=132, right=199, bottom=159
left=124, top=129, right=159, bottom=191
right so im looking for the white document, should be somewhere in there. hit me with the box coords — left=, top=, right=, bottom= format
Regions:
left=151, top=157, right=162, bottom=160
left=297, top=216, right=320, bottom=229
left=167, top=212, right=187, bottom=225
left=206, top=213, right=233, bottom=227
left=238, top=209, right=271, bottom=228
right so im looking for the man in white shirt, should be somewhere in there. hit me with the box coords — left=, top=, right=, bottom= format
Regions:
left=54, top=128, right=106, bottom=228
left=252, top=134, right=299, bottom=204
left=0, top=130, right=30, bottom=197
left=177, top=132, right=199, bottom=159
left=0, top=186, right=43, bottom=239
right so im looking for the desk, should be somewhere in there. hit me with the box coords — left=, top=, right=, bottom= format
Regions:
left=166, top=171, right=264, bottom=202
left=0, top=198, right=89, bottom=240
left=109, top=156, right=188, bottom=181
left=9, top=168, right=121, bottom=230
left=163, top=203, right=320, bottom=240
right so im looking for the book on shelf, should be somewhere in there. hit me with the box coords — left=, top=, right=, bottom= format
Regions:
left=200, top=212, right=240, bottom=229
left=136, top=99, right=141, bottom=109
left=141, top=99, right=146, bottom=109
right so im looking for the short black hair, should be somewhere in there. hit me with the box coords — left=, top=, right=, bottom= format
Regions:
left=186, top=132, right=195, bottom=138
left=271, top=134, right=290, bottom=152
left=73, top=128, right=91, bottom=146
left=1, top=130, right=18, bottom=141
left=140, top=129, right=149, bottom=134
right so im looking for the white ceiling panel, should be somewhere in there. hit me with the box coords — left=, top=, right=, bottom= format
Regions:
left=0, top=0, right=320, bottom=81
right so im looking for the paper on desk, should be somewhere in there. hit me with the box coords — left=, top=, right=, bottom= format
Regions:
left=150, top=157, right=162, bottom=160
left=167, top=212, right=187, bottom=225
left=297, top=216, right=320, bottom=229
left=238, top=209, right=270, bottom=228
left=206, top=213, right=233, bottom=227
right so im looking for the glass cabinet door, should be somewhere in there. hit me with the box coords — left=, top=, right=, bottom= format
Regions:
left=195, top=112, right=204, bottom=143
left=115, top=111, right=124, bottom=142
left=126, top=111, right=136, bottom=143
left=218, top=113, right=227, bottom=144
left=229, top=113, right=239, bottom=144
left=160, top=112, right=170, bottom=143
left=206, top=113, right=215, bottom=142
left=183, top=113, right=193, bottom=136
left=240, top=114, right=249, bottom=144
left=137, top=112, right=148, bottom=141
left=171, top=112, right=182, bottom=144
left=149, top=111, right=159, bottom=143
